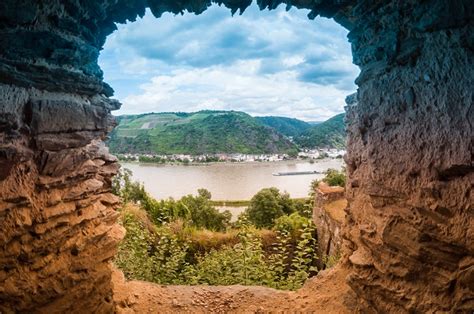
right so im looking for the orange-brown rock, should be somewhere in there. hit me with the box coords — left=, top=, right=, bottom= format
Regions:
left=312, top=182, right=347, bottom=263
left=0, top=85, right=124, bottom=313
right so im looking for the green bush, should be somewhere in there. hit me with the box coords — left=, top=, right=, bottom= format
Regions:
left=115, top=208, right=320, bottom=290
left=322, top=168, right=346, bottom=187
left=273, top=213, right=308, bottom=238
left=113, top=170, right=322, bottom=290
left=179, top=189, right=231, bottom=231
left=191, top=227, right=270, bottom=285
left=115, top=211, right=155, bottom=282
left=113, top=170, right=230, bottom=231
left=112, top=168, right=147, bottom=203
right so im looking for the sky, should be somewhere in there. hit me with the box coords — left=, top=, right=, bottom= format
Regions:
left=99, top=2, right=359, bottom=121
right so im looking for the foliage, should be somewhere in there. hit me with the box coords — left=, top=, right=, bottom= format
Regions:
left=255, top=116, right=311, bottom=138
left=111, top=168, right=147, bottom=203
left=295, top=113, right=346, bottom=149
left=274, top=213, right=309, bottom=238
left=113, top=169, right=230, bottom=231
left=245, top=187, right=305, bottom=228
left=322, top=253, right=341, bottom=269
left=140, top=189, right=231, bottom=231
left=246, top=188, right=287, bottom=228
left=191, top=227, right=271, bottom=285
left=285, top=220, right=318, bottom=288
left=116, top=208, right=194, bottom=284
left=115, top=209, right=155, bottom=282
left=322, top=168, right=346, bottom=187
left=179, top=189, right=231, bottom=231
left=149, top=227, right=194, bottom=284
left=113, top=170, right=322, bottom=291
left=292, top=197, right=313, bottom=219
left=116, top=210, right=319, bottom=290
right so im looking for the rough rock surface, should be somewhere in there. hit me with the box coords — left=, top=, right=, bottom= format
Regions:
left=0, top=83, right=124, bottom=312
left=344, top=1, right=474, bottom=311
left=312, top=182, right=346, bottom=262
left=0, top=0, right=473, bottom=312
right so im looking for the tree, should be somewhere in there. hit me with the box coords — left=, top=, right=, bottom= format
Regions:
left=246, top=187, right=295, bottom=228
left=111, top=168, right=147, bottom=204
left=323, top=168, right=346, bottom=187
left=179, top=189, right=230, bottom=231
left=197, top=188, right=212, bottom=200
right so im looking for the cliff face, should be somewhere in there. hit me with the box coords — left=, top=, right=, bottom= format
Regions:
left=0, top=0, right=472, bottom=312
left=0, top=84, right=125, bottom=312
left=344, top=1, right=474, bottom=311
left=312, top=182, right=346, bottom=263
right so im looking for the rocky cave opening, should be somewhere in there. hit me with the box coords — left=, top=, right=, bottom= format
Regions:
left=99, top=6, right=357, bottom=311
left=0, top=0, right=472, bottom=313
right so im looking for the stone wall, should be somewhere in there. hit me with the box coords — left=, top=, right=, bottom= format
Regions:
left=312, top=182, right=346, bottom=264
left=0, top=84, right=124, bottom=312
left=0, top=0, right=472, bottom=312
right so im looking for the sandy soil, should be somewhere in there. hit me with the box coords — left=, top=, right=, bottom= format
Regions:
left=112, top=264, right=356, bottom=313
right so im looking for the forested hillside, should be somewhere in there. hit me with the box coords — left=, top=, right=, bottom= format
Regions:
left=108, top=111, right=298, bottom=155
left=294, top=114, right=346, bottom=149
left=255, top=116, right=311, bottom=138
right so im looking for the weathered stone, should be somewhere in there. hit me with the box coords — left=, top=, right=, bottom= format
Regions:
left=0, top=82, right=120, bottom=312
left=344, top=1, right=474, bottom=310
left=312, top=182, right=346, bottom=265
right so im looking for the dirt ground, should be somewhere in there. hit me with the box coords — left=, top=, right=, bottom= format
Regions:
left=112, top=265, right=356, bottom=313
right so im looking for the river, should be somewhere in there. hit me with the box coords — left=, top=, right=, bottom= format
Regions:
left=121, top=159, right=344, bottom=201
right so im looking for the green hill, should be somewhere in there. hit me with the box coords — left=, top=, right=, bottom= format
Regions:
left=294, top=113, right=346, bottom=149
left=108, top=111, right=298, bottom=155
left=255, top=116, right=311, bottom=137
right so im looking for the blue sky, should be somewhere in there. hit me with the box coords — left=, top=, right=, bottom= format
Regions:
left=99, top=3, right=359, bottom=121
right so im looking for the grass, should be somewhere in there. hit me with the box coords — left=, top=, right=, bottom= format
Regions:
left=119, top=203, right=158, bottom=233
left=211, top=197, right=308, bottom=207
left=210, top=200, right=250, bottom=207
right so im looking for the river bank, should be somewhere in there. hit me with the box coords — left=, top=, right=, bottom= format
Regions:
left=118, top=157, right=341, bottom=167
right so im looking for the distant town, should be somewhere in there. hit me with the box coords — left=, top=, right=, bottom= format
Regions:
left=116, top=148, right=346, bottom=164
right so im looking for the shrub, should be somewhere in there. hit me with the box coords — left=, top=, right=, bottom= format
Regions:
left=273, top=212, right=308, bottom=238
left=292, top=198, right=313, bottom=218
left=115, top=209, right=155, bottom=282
left=149, top=227, right=194, bottom=284
left=322, top=168, right=346, bottom=187
left=114, top=173, right=231, bottom=231
left=114, top=174, right=321, bottom=290
left=111, top=168, right=147, bottom=203
left=115, top=209, right=195, bottom=285
left=116, top=205, right=320, bottom=290
left=179, top=189, right=231, bottom=231
left=192, top=227, right=270, bottom=286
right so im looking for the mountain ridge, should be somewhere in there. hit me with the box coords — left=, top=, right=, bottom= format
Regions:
left=108, top=110, right=345, bottom=154
left=108, top=111, right=298, bottom=155
left=294, top=113, right=346, bottom=149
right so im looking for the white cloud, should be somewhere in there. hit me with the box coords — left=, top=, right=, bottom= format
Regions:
left=119, top=60, right=348, bottom=121
left=100, top=3, right=359, bottom=121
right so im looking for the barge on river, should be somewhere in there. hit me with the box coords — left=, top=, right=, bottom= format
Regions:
left=272, top=170, right=322, bottom=176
